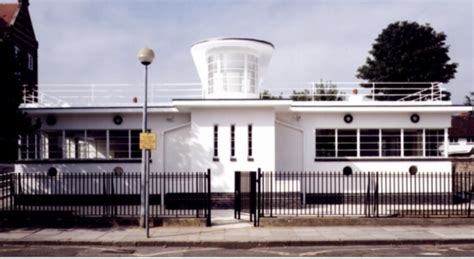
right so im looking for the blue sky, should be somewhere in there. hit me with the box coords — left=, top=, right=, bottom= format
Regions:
left=5, top=0, right=474, bottom=103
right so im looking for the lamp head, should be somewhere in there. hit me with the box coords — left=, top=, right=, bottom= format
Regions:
left=138, top=47, right=155, bottom=66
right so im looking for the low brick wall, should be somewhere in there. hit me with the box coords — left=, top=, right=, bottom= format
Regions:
left=453, top=158, right=474, bottom=172
left=260, top=217, right=474, bottom=227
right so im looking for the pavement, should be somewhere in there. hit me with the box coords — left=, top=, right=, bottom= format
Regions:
left=1, top=224, right=474, bottom=248
left=1, top=211, right=474, bottom=248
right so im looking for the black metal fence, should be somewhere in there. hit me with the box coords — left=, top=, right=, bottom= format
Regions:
left=0, top=171, right=211, bottom=223
left=256, top=171, right=473, bottom=222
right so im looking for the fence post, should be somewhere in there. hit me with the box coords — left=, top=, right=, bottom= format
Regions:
left=365, top=172, right=371, bottom=217
left=9, top=173, right=14, bottom=210
left=206, top=168, right=211, bottom=227
left=256, top=168, right=262, bottom=227
left=375, top=172, right=379, bottom=217
left=234, top=171, right=240, bottom=219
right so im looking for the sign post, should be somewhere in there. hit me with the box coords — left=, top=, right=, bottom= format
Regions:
left=140, top=131, right=157, bottom=238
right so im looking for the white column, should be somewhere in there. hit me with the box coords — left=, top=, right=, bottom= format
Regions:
left=401, top=129, right=404, bottom=158
left=378, top=129, right=382, bottom=157
left=106, top=130, right=110, bottom=159
left=356, top=129, right=360, bottom=158
left=444, top=128, right=449, bottom=157
left=422, top=129, right=426, bottom=157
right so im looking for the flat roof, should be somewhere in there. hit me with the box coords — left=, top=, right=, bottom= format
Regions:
left=191, top=37, right=275, bottom=48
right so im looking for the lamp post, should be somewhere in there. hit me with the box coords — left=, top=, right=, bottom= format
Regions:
left=138, top=47, right=154, bottom=237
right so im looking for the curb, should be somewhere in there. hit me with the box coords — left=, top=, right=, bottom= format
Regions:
left=1, top=239, right=474, bottom=248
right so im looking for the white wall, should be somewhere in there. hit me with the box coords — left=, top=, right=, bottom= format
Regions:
left=275, top=112, right=453, bottom=173
left=190, top=108, right=276, bottom=192
left=275, top=121, right=303, bottom=171
left=17, top=112, right=192, bottom=173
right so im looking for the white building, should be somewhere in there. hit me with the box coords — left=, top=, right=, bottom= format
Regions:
left=16, top=38, right=472, bottom=192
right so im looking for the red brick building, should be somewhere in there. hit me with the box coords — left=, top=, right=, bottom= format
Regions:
left=0, top=0, right=38, bottom=101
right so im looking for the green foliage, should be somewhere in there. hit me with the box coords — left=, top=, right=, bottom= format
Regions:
left=260, top=90, right=283, bottom=100
left=356, top=21, right=457, bottom=100
left=0, top=41, right=39, bottom=163
left=290, top=81, right=342, bottom=101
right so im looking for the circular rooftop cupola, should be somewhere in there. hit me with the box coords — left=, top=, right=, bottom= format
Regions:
left=191, top=38, right=274, bottom=99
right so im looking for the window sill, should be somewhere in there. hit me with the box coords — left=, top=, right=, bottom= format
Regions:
left=16, top=159, right=143, bottom=164
left=213, top=157, right=219, bottom=162
left=230, top=157, right=237, bottom=162
left=314, top=157, right=449, bottom=162
left=247, top=157, right=254, bottom=162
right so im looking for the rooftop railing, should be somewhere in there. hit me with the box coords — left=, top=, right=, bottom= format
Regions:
left=21, top=82, right=447, bottom=107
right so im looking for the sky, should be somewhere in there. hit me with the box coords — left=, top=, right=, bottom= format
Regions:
left=4, top=0, right=474, bottom=103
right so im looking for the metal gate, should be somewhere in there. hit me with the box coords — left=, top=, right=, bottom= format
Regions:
left=234, top=170, right=261, bottom=226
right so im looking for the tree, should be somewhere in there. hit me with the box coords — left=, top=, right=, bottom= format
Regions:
left=356, top=21, right=458, bottom=101
left=0, top=41, right=39, bottom=163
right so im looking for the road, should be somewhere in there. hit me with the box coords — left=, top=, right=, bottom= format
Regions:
left=1, top=244, right=474, bottom=257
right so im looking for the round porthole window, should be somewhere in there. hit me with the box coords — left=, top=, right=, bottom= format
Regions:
left=113, top=115, right=123, bottom=125
left=343, top=166, right=353, bottom=176
left=410, top=114, right=420, bottom=123
left=47, top=167, right=58, bottom=177
left=113, top=166, right=124, bottom=176
left=46, top=115, right=57, bottom=126
left=344, top=114, right=353, bottom=124
left=409, top=165, right=418, bottom=175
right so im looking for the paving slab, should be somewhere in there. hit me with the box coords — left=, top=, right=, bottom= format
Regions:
left=0, top=224, right=474, bottom=247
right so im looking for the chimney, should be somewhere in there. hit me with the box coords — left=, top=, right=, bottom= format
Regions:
left=19, top=0, right=29, bottom=8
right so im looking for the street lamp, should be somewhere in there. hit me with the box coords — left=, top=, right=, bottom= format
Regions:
left=138, top=47, right=154, bottom=237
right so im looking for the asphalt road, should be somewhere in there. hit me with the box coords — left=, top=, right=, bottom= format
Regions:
left=1, top=244, right=474, bottom=257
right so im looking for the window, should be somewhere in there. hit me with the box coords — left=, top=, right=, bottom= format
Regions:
left=213, top=125, right=218, bottom=158
left=109, top=130, right=130, bottom=158
left=14, top=46, right=20, bottom=58
left=404, top=129, right=423, bottom=157
left=27, top=53, right=34, bottom=71
left=65, top=130, right=87, bottom=159
left=382, top=129, right=401, bottom=157
left=337, top=129, right=357, bottom=157
left=42, top=131, right=63, bottom=159
left=449, top=137, right=459, bottom=143
left=207, top=53, right=258, bottom=94
left=85, top=130, right=107, bottom=159
left=315, top=129, right=336, bottom=157
left=467, top=137, right=474, bottom=144
left=248, top=124, right=253, bottom=158
left=425, top=129, right=444, bottom=157
left=18, top=129, right=142, bottom=161
left=230, top=124, right=236, bottom=158
left=360, top=129, right=379, bottom=157
left=130, top=130, right=141, bottom=158
left=19, top=133, right=39, bottom=160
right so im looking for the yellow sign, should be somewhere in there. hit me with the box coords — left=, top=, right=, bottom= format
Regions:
left=139, top=132, right=157, bottom=150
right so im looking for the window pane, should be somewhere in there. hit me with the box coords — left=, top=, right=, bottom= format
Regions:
left=109, top=130, right=130, bottom=158
left=65, top=130, right=86, bottom=159
left=231, top=124, right=235, bottom=157
left=213, top=125, right=218, bottom=157
left=337, top=129, right=357, bottom=157
left=19, top=133, right=39, bottom=160
left=404, top=129, right=423, bottom=156
left=85, top=130, right=107, bottom=159
left=248, top=124, right=252, bottom=157
left=316, top=129, right=335, bottom=157
left=382, top=129, right=401, bottom=157
left=425, top=129, right=444, bottom=157
left=360, top=129, right=379, bottom=157
left=40, top=131, right=63, bottom=159
left=130, top=130, right=141, bottom=158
